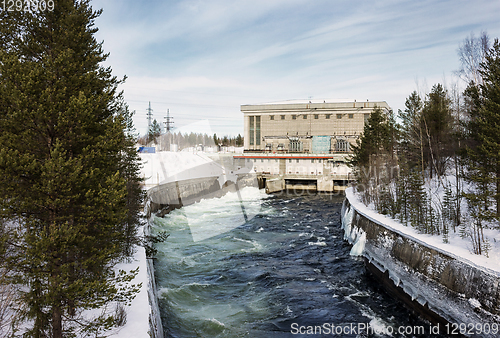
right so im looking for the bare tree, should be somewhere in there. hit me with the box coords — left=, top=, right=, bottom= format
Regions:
left=456, top=31, right=490, bottom=86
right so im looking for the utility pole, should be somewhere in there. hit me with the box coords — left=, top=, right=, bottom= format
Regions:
left=146, top=101, right=153, bottom=132
left=164, top=109, right=174, bottom=133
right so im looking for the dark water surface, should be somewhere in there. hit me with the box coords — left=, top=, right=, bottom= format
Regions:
left=152, top=189, right=432, bottom=337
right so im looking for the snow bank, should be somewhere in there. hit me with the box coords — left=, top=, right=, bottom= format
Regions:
left=110, top=226, right=159, bottom=338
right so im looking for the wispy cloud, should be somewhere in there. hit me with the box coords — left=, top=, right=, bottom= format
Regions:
left=92, top=0, right=500, bottom=136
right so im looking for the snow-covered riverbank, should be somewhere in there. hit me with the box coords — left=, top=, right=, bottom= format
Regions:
left=345, top=187, right=500, bottom=275
left=342, top=188, right=500, bottom=336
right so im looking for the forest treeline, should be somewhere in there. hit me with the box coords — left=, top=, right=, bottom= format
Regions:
left=138, top=126, right=244, bottom=150
left=349, top=32, right=500, bottom=257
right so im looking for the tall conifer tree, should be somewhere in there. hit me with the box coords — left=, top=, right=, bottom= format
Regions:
left=464, top=39, right=500, bottom=219
left=0, top=1, right=142, bottom=336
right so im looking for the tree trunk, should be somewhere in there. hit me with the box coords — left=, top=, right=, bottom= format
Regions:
left=52, top=304, right=62, bottom=338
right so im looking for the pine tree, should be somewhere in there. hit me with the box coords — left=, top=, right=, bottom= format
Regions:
left=398, top=91, right=425, bottom=173
left=148, top=118, right=162, bottom=144
left=463, top=38, right=500, bottom=219
left=407, top=169, right=427, bottom=232
left=349, top=106, right=396, bottom=204
left=236, top=133, right=243, bottom=147
left=0, top=1, right=142, bottom=336
left=421, top=84, right=454, bottom=177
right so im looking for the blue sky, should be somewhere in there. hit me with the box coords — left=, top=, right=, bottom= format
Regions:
left=92, top=0, right=500, bottom=137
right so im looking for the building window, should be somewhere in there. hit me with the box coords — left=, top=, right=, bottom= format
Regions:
left=335, top=139, right=350, bottom=152
left=249, top=116, right=254, bottom=145
left=318, top=159, right=322, bottom=163
left=270, top=115, right=274, bottom=120
left=337, top=114, right=342, bottom=119
left=348, top=114, right=354, bottom=119
left=292, top=115, right=297, bottom=120
left=326, top=114, right=331, bottom=119
left=296, top=159, right=299, bottom=163
left=303, top=114, right=307, bottom=119
left=311, top=159, right=315, bottom=163
left=281, top=115, right=285, bottom=120
left=261, top=159, right=264, bottom=162
left=289, top=138, right=303, bottom=152
left=256, top=116, right=261, bottom=145
left=314, top=114, right=319, bottom=119
left=289, top=159, right=292, bottom=163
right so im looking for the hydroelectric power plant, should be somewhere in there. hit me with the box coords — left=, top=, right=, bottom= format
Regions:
left=142, top=100, right=500, bottom=336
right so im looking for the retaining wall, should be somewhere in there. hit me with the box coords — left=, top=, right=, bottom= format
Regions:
left=342, top=194, right=500, bottom=337
left=144, top=220, right=164, bottom=338
left=147, top=173, right=257, bottom=216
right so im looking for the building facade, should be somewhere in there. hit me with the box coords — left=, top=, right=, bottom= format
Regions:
left=242, top=100, right=391, bottom=153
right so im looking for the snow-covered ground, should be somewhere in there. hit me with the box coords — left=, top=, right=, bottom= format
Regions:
left=346, top=187, right=500, bottom=275
left=110, top=240, right=151, bottom=337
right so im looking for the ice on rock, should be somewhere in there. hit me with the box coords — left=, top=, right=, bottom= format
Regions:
left=403, top=283, right=418, bottom=301
left=388, top=271, right=400, bottom=287
left=350, top=232, right=366, bottom=256
left=468, top=298, right=481, bottom=309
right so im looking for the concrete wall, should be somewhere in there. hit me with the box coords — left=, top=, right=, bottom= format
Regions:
left=144, top=221, right=164, bottom=338
left=342, top=197, right=500, bottom=336
left=147, top=174, right=258, bottom=216
left=265, top=177, right=285, bottom=193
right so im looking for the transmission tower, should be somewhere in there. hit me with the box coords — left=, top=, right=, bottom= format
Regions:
left=164, top=109, right=174, bottom=133
left=146, top=101, right=153, bottom=132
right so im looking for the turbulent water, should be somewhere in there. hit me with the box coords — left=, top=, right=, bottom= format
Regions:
left=152, top=188, right=431, bottom=337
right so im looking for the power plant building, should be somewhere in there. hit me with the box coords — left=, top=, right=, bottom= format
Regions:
left=241, top=100, right=391, bottom=153
left=236, top=100, right=392, bottom=193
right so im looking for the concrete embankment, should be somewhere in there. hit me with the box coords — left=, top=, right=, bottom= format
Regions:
left=147, top=173, right=258, bottom=216
left=342, top=193, right=500, bottom=337
left=143, top=219, right=164, bottom=338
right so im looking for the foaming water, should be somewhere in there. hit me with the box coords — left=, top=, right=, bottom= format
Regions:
left=152, top=188, right=434, bottom=337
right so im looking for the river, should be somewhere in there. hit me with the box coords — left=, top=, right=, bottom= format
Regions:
left=151, top=187, right=434, bottom=337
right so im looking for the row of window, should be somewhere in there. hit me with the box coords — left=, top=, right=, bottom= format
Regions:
left=269, top=114, right=355, bottom=120
left=247, top=158, right=324, bottom=163
left=261, top=140, right=350, bottom=152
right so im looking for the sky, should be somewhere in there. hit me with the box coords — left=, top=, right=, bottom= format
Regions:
left=91, top=0, right=500, bottom=137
